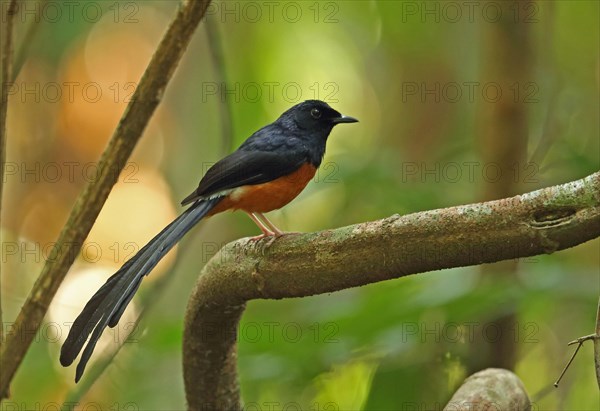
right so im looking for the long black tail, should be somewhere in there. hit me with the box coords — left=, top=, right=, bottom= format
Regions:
left=60, top=197, right=223, bottom=382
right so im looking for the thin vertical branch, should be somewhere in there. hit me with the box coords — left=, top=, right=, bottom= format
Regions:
left=529, top=85, right=563, bottom=168
left=0, top=0, right=212, bottom=399
left=11, top=0, right=47, bottom=82
left=475, top=0, right=532, bottom=371
left=205, top=15, right=234, bottom=154
left=0, top=0, right=20, bottom=373
left=595, top=296, right=600, bottom=389
left=530, top=1, right=561, bottom=170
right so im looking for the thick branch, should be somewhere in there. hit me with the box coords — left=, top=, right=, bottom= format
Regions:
left=184, top=172, right=600, bottom=409
left=444, top=368, right=530, bottom=410
left=0, top=0, right=212, bottom=398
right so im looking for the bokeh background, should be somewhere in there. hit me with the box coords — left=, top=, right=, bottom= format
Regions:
left=1, top=0, right=598, bottom=409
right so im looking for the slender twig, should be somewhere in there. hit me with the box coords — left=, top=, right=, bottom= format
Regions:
left=594, top=296, right=600, bottom=389
left=205, top=15, right=234, bottom=153
left=567, top=334, right=598, bottom=346
left=183, top=171, right=600, bottom=409
left=0, top=0, right=20, bottom=379
left=554, top=333, right=599, bottom=387
left=529, top=84, right=563, bottom=169
left=0, top=0, right=213, bottom=399
left=547, top=297, right=598, bottom=397
left=529, top=1, right=561, bottom=170
left=11, top=0, right=47, bottom=82
left=554, top=337, right=589, bottom=387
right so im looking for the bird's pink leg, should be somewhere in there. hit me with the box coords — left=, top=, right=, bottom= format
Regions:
left=255, top=212, right=285, bottom=237
left=245, top=212, right=275, bottom=241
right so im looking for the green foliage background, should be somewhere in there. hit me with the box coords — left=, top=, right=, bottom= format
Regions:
left=1, top=1, right=598, bottom=409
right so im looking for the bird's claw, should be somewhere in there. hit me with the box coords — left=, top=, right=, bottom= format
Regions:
left=249, top=233, right=274, bottom=242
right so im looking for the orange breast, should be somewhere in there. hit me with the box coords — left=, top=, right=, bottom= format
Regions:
left=208, top=163, right=317, bottom=215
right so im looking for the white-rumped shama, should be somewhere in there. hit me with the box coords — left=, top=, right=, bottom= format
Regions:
left=60, top=100, right=358, bottom=381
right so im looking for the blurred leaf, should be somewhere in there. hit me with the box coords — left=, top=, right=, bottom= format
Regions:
left=313, top=356, right=380, bottom=411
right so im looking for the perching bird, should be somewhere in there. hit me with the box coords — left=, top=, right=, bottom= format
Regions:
left=60, top=100, right=358, bottom=382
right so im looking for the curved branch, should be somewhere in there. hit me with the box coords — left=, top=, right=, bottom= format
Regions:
left=0, top=0, right=212, bottom=397
left=445, top=368, right=530, bottom=409
left=184, top=171, right=600, bottom=409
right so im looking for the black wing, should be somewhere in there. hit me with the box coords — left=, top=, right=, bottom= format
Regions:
left=181, top=149, right=306, bottom=205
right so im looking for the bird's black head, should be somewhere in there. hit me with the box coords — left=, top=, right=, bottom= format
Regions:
left=265, top=100, right=357, bottom=167
left=280, top=100, right=358, bottom=135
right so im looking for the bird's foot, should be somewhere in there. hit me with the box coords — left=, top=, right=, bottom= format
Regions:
left=249, top=233, right=274, bottom=242
left=248, top=231, right=302, bottom=255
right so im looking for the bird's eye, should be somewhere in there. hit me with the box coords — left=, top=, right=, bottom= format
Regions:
left=310, top=108, right=321, bottom=119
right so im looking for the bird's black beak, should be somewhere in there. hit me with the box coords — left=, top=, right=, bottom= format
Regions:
left=332, top=115, right=359, bottom=124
